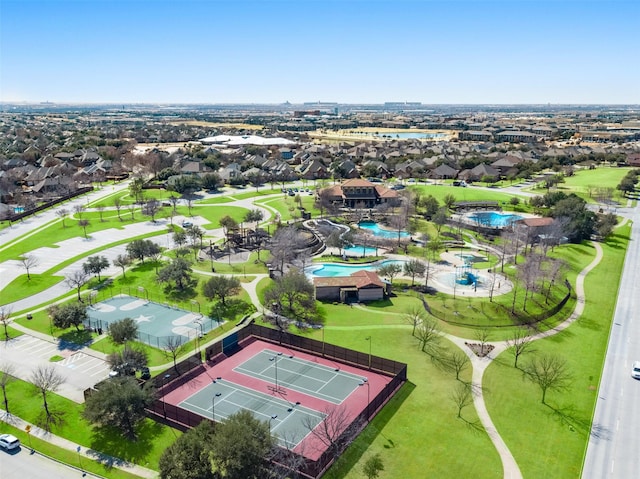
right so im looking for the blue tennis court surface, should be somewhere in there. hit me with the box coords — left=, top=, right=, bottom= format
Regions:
left=86, top=295, right=217, bottom=347
left=179, top=378, right=326, bottom=448
left=234, top=349, right=365, bottom=404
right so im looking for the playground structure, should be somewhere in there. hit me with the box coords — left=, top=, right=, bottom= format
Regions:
left=455, top=263, right=479, bottom=286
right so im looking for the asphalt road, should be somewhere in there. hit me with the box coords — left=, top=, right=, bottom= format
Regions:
left=582, top=204, right=640, bottom=478
left=0, top=447, right=96, bottom=479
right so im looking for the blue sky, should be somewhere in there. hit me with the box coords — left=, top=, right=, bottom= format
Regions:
left=1, top=0, right=638, bottom=104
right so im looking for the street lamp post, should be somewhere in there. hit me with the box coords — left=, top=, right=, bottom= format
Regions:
left=212, top=392, right=221, bottom=422
left=162, top=373, right=171, bottom=418
left=359, top=379, right=370, bottom=420
left=365, top=336, right=372, bottom=370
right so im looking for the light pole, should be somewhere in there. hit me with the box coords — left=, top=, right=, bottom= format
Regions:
left=365, top=336, right=372, bottom=370
left=359, top=379, right=370, bottom=420
left=270, top=352, right=282, bottom=392
left=162, top=373, right=171, bottom=418
left=212, top=392, right=221, bottom=422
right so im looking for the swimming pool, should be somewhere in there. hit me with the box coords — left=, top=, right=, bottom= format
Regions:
left=343, top=245, right=378, bottom=255
left=306, top=259, right=407, bottom=277
left=358, top=221, right=410, bottom=239
left=468, top=212, right=523, bottom=228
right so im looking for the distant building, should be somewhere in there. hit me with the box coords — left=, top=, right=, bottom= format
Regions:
left=313, top=270, right=389, bottom=303
left=320, top=178, right=399, bottom=208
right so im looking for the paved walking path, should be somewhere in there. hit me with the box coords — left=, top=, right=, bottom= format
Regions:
left=0, top=409, right=157, bottom=479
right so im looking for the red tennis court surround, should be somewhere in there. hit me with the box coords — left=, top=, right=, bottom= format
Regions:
left=163, top=338, right=392, bottom=461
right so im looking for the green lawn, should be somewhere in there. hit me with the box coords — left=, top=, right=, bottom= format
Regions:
left=483, top=225, right=629, bottom=479
left=1, top=273, right=64, bottom=303
left=552, top=167, right=631, bottom=203
left=409, top=184, right=528, bottom=205
left=0, top=376, right=180, bottom=473
left=188, top=204, right=249, bottom=229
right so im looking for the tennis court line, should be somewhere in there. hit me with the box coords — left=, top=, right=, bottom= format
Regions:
left=233, top=349, right=364, bottom=403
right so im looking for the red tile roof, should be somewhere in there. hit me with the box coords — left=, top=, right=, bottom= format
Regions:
left=313, top=270, right=385, bottom=289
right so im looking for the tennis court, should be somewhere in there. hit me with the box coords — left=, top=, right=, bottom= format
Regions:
left=179, top=377, right=326, bottom=448
left=85, top=295, right=217, bottom=347
left=234, top=349, right=365, bottom=404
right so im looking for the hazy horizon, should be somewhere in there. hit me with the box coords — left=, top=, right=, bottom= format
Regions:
left=2, top=0, right=639, bottom=105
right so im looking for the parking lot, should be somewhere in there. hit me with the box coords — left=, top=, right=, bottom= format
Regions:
left=0, top=335, right=111, bottom=402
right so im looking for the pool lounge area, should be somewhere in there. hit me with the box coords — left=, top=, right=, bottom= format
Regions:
left=306, top=259, right=407, bottom=278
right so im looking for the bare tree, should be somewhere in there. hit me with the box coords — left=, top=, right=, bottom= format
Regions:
left=0, top=362, right=16, bottom=414
left=142, top=198, right=161, bottom=222
left=163, top=336, right=186, bottom=372
left=0, top=306, right=12, bottom=340
left=544, top=258, right=566, bottom=304
left=168, top=194, right=179, bottom=213
left=65, top=269, right=89, bottom=301
left=20, top=253, right=39, bottom=280
left=302, top=404, right=364, bottom=460
left=415, top=317, right=441, bottom=355
left=96, top=205, right=105, bottom=222
left=403, top=305, right=426, bottom=337
left=523, top=354, right=572, bottom=404
left=451, top=382, right=473, bottom=418
left=446, top=351, right=471, bottom=381
left=268, top=226, right=306, bottom=273
left=73, top=203, right=85, bottom=219
left=78, top=218, right=90, bottom=238
left=56, top=208, right=69, bottom=227
left=520, top=252, right=543, bottom=312
left=506, top=328, right=535, bottom=368
left=474, top=328, right=491, bottom=357
left=31, top=365, right=65, bottom=429
left=113, top=197, right=123, bottom=221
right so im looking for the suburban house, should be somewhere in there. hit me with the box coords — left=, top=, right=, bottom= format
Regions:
left=313, top=270, right=389, bottom=303
left=320, top=178, right=399, bottom=209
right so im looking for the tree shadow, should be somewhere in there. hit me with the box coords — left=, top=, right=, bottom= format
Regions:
left=545, top=402, right=591, bottom=437
left=58, top=329, right=93, bottom=351
left=34, top=409, right=67, bottom=433
left=88, top=420, right=165, bottom=464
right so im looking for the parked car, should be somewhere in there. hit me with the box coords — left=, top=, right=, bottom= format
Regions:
left=632, top=361, right=640, bottom=379
left=182, top=220, right=193, bottom=228
left=0, top=434, right=20, bottom=450
left=140, top=367, right=151, bottom=380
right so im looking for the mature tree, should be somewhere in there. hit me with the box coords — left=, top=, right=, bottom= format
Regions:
left=442, top=193, right=456, bottom=210
left=210, top=409, right=274, bottom=479
left=244, top=208, right=264, bottom=229
left=201, top=172, right=222, bottom=191
left=0, top=362, right=16, bottom=414
left=83, top=255, right=110, bottom=281
left=403, top=259, right=426, bottom=286
left=523, top=354, right=572, bottom=403
left=595, top=212, right=618, bottom=239
left=159, top=420, right=216, bottom=479
left=107, top=346, right=148, bottom=376
left=0, top=306, right=12, bottom=341
left=163, top=336, right=186, bottom=372
left=474, top=328, right=491, bottom=357
left=303, top=404, right=363, bottom=461
left=268, top=225, right=306, bottom=272
left=65, top=269, right=90, bottom=301
left=31, top=365, right=65, bottom=428
left=420, top=195, right=440, bottom=218
left=168, top=194, right=179, bottom=213
left=78, top=218, right=90, bottom=238
left=363, top=453, right=385, bottom=479
left=264, top=269, right=319, bottom=324
left=403, top=305, right=426, bottom=337
left=506, top=328, right=535, bottom=368
left=446, top=351, right=471, bottom=381
left=83, top=376, right=154, bottom=439
left=127, top=239, right=158, bottom=263
left=416, top=318, right=441, bottom=355
left=142, top=198, right=161, bottom=222
left=108, top=317, right=139, bottom=346
left=451, top=382, right=473, bottom=418
left=113, top=254, right=132, bottom=278
left=219, top=215, right=238, bottom=238
left=129, top=177, right=145, bottom=203
left=325, top=230, right=346, bottom=256
left=157, top=257, right=194, bottom=291
left=173, top=230, right=188, bottom=250
left=315, top=188, right=337, bottom=218
left=49, top=301, right=88, bottom=331
left=376, top=262, right=403, bottom=284
left=19, top=253, right=38, bottom=280
left=202, top=276, right=241, bottom=306
left=432, top=207, right=449, bottom=236
left=56, top=208, right=69, bottom=227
